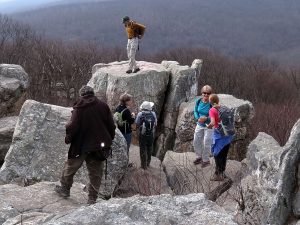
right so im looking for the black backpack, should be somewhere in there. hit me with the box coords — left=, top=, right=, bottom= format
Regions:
left=217, top=106, right=235, bottom=136
left=139, top=112, right=155, bottom=136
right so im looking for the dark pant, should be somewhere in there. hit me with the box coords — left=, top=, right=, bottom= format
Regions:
left=60, top=152, right=104, bottom=201
left=122, top=132, right=132, bottom=154
left=214, top=144, right=230, bottom=175
left=139, top=134, right=153, bottom=169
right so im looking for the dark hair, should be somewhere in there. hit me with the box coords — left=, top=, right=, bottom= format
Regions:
left=122, top=16, right=130, bottom=24
left=79, top=85, right=94, bottom=97
left=119, top=93, right=132, bottom=105
left=209, top=94, right=219, bottom=106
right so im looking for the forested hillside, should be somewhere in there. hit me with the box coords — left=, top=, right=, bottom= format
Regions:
left=10, top=0, right=300, bottom=65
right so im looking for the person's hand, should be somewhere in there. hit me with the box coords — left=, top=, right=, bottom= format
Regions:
left=198, top=116, right=207, bottom=123
left=131, top=112, right=136, bottom=118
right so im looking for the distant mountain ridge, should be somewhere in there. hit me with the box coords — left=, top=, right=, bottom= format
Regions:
left=9, top=0, right=300, bottom=65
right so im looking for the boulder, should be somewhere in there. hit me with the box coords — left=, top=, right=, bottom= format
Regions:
left=162, top=151, right=241, bottom=197
left=0, top=100, right=128, bottom=198
left=156, top=60, right=201, bottom=159
left=88, top=61, right=169, bottom=118
left=268, top=119, right=300, bottom=225
left=173, top=101, right=196, bottom=153
left=238, top=119, right=300, bottom=225
left=0, top=64, right=29, bottom=117
left=0, top=182, right=87, bottom=224
left=0, top=181, right=237, bottom=225
left=238, top=132, right=283, bottom=225
left=174, top=94, right=254, bottom=161
left=114, top=145, right=172, bottom=197
left=0, top=116, right=18, bottom=163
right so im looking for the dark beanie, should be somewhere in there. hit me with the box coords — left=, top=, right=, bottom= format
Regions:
left=122, top=16, right=130, bottom=23
left=79, top=85, right=94, bottom=96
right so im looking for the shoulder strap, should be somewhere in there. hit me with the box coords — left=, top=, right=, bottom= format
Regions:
left=196, top=97, right=202, bottom=109
left=120, top=108, right=127, bottom=115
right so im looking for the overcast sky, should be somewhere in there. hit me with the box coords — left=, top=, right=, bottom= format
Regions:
left=0, top=0, right=14, bottom=3
left=0, top=0, right=60, bottom=13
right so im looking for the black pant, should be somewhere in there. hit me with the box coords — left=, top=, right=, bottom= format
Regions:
left=139, top=134, right=153, bottom=169
left=214, top=144, right=230, bottom=175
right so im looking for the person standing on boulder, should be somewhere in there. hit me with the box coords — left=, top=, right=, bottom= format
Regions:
left=135, top=101, right=157, bottom=170
left=193, top=85, right=213, bottom=168
left=55, top=85, right=115, bottom=205
left=122, top=16, right=146, bottom=74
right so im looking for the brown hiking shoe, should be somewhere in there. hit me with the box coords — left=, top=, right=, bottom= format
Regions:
left=201, top=161, right=211, bottom=168
left=210, top=173, right=224, bottom=181
left=126, top=69, right=132, bottom=74
left=54, top=185, right=70, bottom=198
left=193, top=157, right=202, bottom=165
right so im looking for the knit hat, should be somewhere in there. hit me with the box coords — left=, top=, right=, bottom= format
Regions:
left=79, top=85, right=94, bottom=97
left=122, top=16, right=130, bottom=23
left=140, top=101, right=154, bottom=111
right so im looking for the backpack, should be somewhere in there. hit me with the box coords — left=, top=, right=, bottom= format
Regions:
left=139, top=112, right=155, bottom=136
left=113, top=108, right=127, bottom=127
left=216, top=106, right=235, bottom=136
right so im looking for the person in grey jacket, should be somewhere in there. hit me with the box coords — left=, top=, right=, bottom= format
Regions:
left=135, top=101, right=157, bottom=169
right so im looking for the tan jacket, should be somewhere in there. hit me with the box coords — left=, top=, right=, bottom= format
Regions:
left=125, top=21, right=146, bottom=39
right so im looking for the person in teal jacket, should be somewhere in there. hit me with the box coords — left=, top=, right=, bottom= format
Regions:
left=193, top=85, right=213, bottom=167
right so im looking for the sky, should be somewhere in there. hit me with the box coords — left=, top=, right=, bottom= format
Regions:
left=0, top=0, right=59, bottom=13
left=0, top=0, right=14, bottom=3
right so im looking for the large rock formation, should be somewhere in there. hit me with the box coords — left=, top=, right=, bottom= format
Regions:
left=238, top=119, right=300, bottom=225
left=162, top=151, right=241, bottom=198
left=0, top=100, right=128, bottom=198
left=0, top=64, right=29, bottom=117
left=0, top=116, right=18, bottom=163
left=88, top=60, right=202, bottom=159
left=88, top=61, right=169, bottom=116
left=0, top=182, right=87, bottom=224
left=0, top=181, right=238, bottom=225
left=156, top=60, right=200, bottom=159
left=174, top=94, right=254, bottom=160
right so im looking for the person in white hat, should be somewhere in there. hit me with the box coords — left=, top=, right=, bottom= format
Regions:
left=135, top=101, right=157, bottom=169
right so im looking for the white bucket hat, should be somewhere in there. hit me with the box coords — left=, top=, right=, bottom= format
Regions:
left=140, top=101, right=154, bottom=111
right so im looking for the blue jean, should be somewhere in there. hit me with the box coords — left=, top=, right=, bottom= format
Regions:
left=122, top=132, right=132, bottom=153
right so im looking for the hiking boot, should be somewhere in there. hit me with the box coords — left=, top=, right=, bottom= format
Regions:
left=54, top=185, right=70, bottom=198
left=193, top=157, right=202, bottom=165
left=87, top=198, right=97, bottom=205
left=126, top=69, right=132, bottom=74
left=133, top=68, right=140, bottom=73
left=201, top=161, right=211, bottom=168
left=210, top=173, right=224, bottom=182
